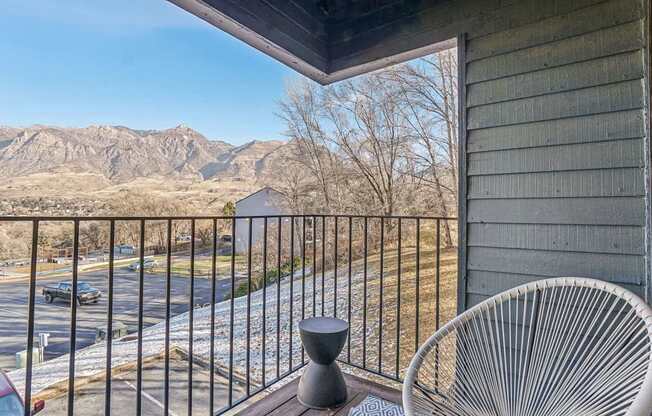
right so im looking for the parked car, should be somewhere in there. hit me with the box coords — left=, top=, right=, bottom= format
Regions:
left=128, top=258, right=157, bottom=271
left=42, top=281, right=101, bottom=305
left=0, top=372, right=44, bottom=415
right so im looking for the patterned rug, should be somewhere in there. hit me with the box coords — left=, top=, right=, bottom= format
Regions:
left=348, top=394, right=405, bottom=416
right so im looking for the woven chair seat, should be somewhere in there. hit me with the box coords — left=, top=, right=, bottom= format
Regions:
left=402, top=278, right=652, bottom=416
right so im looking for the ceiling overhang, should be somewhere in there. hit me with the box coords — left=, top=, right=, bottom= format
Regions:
left=167, top=0, right=456, bottom=84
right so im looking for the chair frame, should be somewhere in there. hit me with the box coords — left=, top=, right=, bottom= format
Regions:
left=402, top=277, right=652, bottom=416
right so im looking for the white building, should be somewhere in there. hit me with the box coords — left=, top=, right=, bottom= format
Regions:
left=234, top=187, right=289, bottom=253
left=114, top=244, right=136, bottom=256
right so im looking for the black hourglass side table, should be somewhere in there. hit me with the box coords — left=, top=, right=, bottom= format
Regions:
left=297, top=317, right=349, bottom=409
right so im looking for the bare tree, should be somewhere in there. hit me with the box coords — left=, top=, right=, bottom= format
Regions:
left=80, top=222, right=108, bottom=251
left=108, top=192, right=192, bottom=249
left=278, top=49, right=459, bottom=245
left=266, top=149, right=315, bottom=213
left=324, top=75, right=413, bottom=216
left=386, top=51, right=458, bottom=245
left=195, top=224, right=213, bottom=247
left=279, top=75, right=414, bottom=216
left=277, top=80, right=348, bottom=213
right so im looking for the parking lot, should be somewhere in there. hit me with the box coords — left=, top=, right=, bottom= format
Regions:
left=40, top=357, right=243, bottom=416
left=0, top=265, right=234, bottom=371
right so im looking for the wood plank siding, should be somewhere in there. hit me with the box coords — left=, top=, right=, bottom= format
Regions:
left=327, top=0, right=649, bottom=78
left=460, top=0, right=651, bottom=307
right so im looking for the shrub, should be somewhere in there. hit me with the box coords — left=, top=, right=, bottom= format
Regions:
left=232, top=256, right=302, bottom=298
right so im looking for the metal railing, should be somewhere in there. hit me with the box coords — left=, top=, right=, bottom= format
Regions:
left=0, top=214, right=456, bottom=416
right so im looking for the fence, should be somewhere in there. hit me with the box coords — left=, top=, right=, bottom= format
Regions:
left=0, top=214, right=456, bottom=416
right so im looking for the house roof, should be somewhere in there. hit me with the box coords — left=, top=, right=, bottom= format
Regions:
left=235, top=186, right=285, bottom=205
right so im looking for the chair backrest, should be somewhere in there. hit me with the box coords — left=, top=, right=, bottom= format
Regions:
left=402, top=277, right=652, bottom=416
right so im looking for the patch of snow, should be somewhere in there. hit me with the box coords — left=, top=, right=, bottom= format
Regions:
left=9, top=266, right=383, bottom=397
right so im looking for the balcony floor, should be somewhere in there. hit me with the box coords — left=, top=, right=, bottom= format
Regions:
left=237, top=373, right=402, bottom=415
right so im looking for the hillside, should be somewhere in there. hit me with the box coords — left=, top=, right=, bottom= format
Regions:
left=201, top=139, right=286, bottom=180
left=0, top=124, right=292, bottom=216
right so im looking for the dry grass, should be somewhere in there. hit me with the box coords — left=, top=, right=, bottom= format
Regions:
left=319, top=244, right=458, bottom=379
left=0, top=172, right=262, bottom=214
left=13, top=262, right=68, bottom=274
left=150, top=256, right=246, bottom=278
left=383, top=247, right=456, bottom=377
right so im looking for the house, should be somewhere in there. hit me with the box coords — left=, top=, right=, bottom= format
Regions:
left=235, top=187, right=289, bottom=253
left=113, top=244, right=135, bottom=256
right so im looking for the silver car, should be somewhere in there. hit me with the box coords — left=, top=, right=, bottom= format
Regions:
left=128, top=258, right=157, bottom=271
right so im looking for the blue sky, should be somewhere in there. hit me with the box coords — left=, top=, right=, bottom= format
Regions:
left=0, top=0, right=297, bottom=144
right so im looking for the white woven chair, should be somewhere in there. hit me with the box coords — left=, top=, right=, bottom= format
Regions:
left=403, top=277, right=652, bottom=416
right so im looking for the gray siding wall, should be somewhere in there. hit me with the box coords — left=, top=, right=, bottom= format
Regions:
left=234, top=189, right=287, bottom=253
left=327, top=0, right=647, bottom=75
left=460, top=0, right=650, bottom=308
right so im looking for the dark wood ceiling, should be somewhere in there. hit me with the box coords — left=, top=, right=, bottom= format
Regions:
left=310, top=0, right=405, bottom=20
left=168, top=0, right=456, bottom=83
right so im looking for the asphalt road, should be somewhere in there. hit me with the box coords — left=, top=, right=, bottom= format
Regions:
left=0, top=266, right=233, bottom=371
left=40, top=358, right=242, bottom=416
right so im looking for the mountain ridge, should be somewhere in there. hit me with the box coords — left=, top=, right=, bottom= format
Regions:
left=0, top=124, right=287, bottom=183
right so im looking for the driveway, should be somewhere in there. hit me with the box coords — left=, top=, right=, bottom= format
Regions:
left=0, top=267, right=233, bottom=371
left=40, top=357, right=243, bottom=416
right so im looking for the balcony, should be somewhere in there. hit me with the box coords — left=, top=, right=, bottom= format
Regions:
left=2, top=0, right=652, bottom=414
left=0, top=214, right=456, bottom=415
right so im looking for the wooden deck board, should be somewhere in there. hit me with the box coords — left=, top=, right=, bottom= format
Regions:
left=236, top=373, right=401, bottom=416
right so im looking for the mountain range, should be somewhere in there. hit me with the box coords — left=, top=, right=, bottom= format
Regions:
left=0, top=124, right=298, bottom=216
left=0, top=124, right=289, bottom=182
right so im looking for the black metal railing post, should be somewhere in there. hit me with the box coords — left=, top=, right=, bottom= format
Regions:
left=436, top=219, right=441, bottom=331
left=435, top=219, right=441, bottom=389
left=347, top=217, right=352, bottom=363
left=188, top=219, right=196, bottom=416
left=68, top=219, right=80, bottom=416
left=415, top=218, right=421, bottom=354
left=164, top=219, right=172, bottom=416
left=289, top=217, right=295, bottom=372
left=378, top=218, right=385, bottom=373
left=321, top=216, right=325, bottom=316
left=228, top=218, right=236, bottom=408
left=396, top=218, right=402, bottom=379
left=301, top=216, right=306, bottom=364
left=276, top=217, right=281, bottom=380
left=333, top=216, right=338, bottom=318
left=209, top=219, right=217, bottom=415
left=312, top=216, right=316, bottom=317
left=105, top=220, right=115, bottom=416
left=136, top=219, right=145, bottom=416
left=262, top=217, right=268, bottom=387
left=23, top=220, right=39, bottom=416
left=246, top=218, right=252, bottom=396
left=362, top=216, right=368, bottom=367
